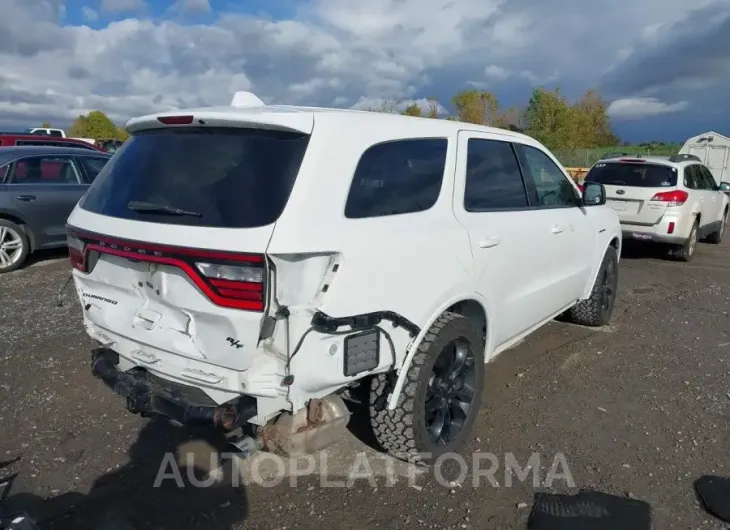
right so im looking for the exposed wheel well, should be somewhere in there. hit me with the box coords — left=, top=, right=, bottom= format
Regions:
left=446, top=299, right=487, bottom=345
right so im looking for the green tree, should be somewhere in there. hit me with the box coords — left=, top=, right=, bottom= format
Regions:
left=402, top=103, right=422, bottom=117
left=523, top=87, right=579, bottom=149
left=40, top=120, right=53, bottom=128
left=68, top=110, right=125, bottom=140
left=452, top=89, right=500, bottom=125
left=573, top=90, right=619, bottom=147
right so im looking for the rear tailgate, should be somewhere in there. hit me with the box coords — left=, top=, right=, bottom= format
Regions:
left=585, top=160, right=679, bottom=225
left=67, top=124, right=311, bottom=372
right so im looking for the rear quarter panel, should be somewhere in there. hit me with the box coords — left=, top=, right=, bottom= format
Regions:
left=266, top=115, right=475, bottom=364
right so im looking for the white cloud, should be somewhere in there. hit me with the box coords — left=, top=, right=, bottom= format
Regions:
left=101, top=0, right=146, bottom=13
left=0, top=0, right=727, bottom=139
left=81, top=6, right=99, bottom=22
left=607, top=97, right=689, bottom=119
left=484, top=65, right=509, bottom=80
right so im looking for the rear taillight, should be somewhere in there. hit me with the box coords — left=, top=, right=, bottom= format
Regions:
left=196, top=262, right=264, bottom=307
left=65, top=228, right=266, bottom=312
left=67, top=232, right=86, bottom=272
left=650, top=190, right=688, bottom=206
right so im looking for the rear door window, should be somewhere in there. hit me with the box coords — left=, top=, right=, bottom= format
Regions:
left=8, top=156, right=82, bottom=184
left=76, top=156, right=110, bottom=182
left=586, top=162, right=677, bottom=187
left=80, top=127, right=310, bottom=228
left=344, top=138, right=447, bottom=218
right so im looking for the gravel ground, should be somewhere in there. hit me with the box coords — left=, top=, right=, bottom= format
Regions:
left=2, top=241, right=730, bottom=530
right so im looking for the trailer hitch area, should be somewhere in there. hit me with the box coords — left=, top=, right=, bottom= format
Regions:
left=90, top=347, right=256, bottom=431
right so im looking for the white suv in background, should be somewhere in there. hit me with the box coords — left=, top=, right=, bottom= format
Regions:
left=583, top=154, right=730, bottom=261
left=66, top=92, right=621, bottom=465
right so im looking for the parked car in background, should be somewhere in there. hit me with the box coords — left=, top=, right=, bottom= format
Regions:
left=66, top=91, right=621, bottom=466
left=97, top=139, right=124, bottom=153
left=582, top=154, right=729, bottom=261
left=25, top=127, right=96, bottom=146
left=0, top=133, right=104, bottom=152
left=0, top=146, right=111, bottom=273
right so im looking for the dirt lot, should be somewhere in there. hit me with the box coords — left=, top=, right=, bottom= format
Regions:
left=2, top=240, right=730, bottom=530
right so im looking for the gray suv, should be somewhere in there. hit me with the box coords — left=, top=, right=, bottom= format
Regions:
left=0, top=146, right=111, bottom=272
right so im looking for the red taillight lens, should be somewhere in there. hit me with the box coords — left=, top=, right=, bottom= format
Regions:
left=650, top=190, right=688, bottom=206
left=157, top=115, right=194, bottom=125
left=197, top=263, right=265, bottom=308
left=66, top=228, right=266, bottom=312
left=668, top=221, right=675, bottom=234
left=67, top=232, right=86, bottom=272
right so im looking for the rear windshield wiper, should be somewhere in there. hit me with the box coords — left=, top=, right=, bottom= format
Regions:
left=127, top=200, right=202, bottom=218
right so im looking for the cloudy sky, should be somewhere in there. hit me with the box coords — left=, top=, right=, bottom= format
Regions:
left=1, top=0, right=728, bottom=142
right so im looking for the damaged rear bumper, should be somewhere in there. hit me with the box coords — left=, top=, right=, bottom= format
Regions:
left=90, top=347, right=257, bottom=430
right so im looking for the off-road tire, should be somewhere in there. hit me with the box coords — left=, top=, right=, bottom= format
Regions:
left=568, top=246, right=618, bottom=327
left=674, top=218, right=699, bottom=262
left=706, top=209, right=728, bottom=244
left=0, top=219, right=30, bottom=273
left=369, top=312, right=485, bottom=466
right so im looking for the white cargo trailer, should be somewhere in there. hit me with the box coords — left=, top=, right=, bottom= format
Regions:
left=678, top=131, right=730, bottom=185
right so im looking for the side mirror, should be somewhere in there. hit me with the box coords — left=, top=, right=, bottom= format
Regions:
left=582, top=181, right=606, bottom=206
left=718, top=181, right=730, bottom=192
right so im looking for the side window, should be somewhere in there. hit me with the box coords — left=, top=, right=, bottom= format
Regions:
left=683, top=166, right=697, bottom=189
left=692, top=165, right=710, bottom=190
left=344, top=138, right=447, bottom=219
left=700, top=166, right=717, bottom=189
left=7, top=156, right=81, bottom=184
left=519, top=145, right=577, bottom=207
left=77, top=156, right=109, bottom=182
left=464, top=139, right=528, bottom=211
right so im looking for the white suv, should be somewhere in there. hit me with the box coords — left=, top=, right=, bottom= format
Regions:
left=66, top=92, right=622, bottom=465
left=583, top=154, right=730, bottom=261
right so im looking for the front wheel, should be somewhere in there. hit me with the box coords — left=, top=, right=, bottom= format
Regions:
left=369, top=312, right=485, bottom=465
left=568, top=245, right=619, bottom=327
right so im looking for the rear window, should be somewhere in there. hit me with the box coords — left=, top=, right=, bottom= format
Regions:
left=80, top=127, right=310, bottom=228
left=585, top=161, right=677, bottom=187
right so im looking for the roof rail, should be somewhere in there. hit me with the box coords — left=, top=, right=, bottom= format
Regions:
left=668, top=153, right=701, bottom=163
left=231, top=91, right=265, bottom=108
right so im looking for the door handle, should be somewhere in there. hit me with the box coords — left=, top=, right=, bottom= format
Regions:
left=478, top=236, right=501, bottom=248
left=551, top=225, right=564, bottom=234
left=16, top=195, right=36, bottom=202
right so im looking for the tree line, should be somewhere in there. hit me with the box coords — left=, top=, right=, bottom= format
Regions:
left=39, top=111, right=129, bottom=141
left=40, top=87, right=624, bottom=151
left=369, top=87, right=621, bottom=150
